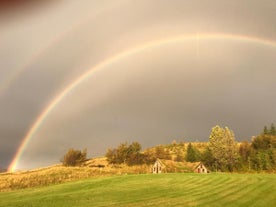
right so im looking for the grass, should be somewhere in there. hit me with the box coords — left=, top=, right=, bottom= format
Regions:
left=0, top=158, right=151, bottom=192
left=0, top=173, right=275, bottom=207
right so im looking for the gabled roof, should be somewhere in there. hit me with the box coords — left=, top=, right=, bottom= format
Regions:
left=192, top=162, right=207, bottom=170
left=154, top=159, right=203, bottom=173
left=153, top=159, right=165, bottom=166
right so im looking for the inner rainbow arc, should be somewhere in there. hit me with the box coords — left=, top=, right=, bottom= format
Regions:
left=8, top=33, right=276, bottom=172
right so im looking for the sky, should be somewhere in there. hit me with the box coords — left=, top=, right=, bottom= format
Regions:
left=0, top=0, right=276, bottom=170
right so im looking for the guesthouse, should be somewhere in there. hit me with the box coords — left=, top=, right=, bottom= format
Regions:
left=152, top=159, right=164, bottom=174
left=194, top=162, right=208, bottom=173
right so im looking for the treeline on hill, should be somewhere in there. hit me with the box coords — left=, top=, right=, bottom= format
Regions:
left=61, top=124, right=276, bottom=173
left=187, top=124, right=276, bottom=172
left=105, top=142, right=171, bottom=165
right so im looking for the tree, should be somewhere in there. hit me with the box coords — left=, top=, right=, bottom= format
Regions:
left=250, top=131, right=276, bottom=171
left=270, top=123, right=276, bottom=136
left=185, top=143, right=201, bottom=162
left=208, top=125, right=239, bottom=171
left=155, top=145, right=171, bottom=160
left=201, top=147, right=215, bottom=171
left=238, top=141, right=252, bottom=171
left=263, top=126, right=269, bottom=135
left=239, top=141, right=251, bottom=161
left=61, top=148, right=87, bottom=166
left=126, top=142, right=144, bottom=165
left=252, top=134, right=276, bottom=150
left=175, top=149, right=184, bottom=162
left=263, top=124, right=276, bottom=136
left=105, top=142, right=145, bottom=165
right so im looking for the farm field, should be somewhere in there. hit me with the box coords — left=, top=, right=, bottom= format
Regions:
left=0, top=173, right=275, bottom=207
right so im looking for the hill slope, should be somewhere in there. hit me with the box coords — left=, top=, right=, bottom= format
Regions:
left=0, top=173, right=275, bottom=207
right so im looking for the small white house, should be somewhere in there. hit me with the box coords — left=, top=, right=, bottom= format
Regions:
left=152, top=159, right=164, bottom=174
left=194, top=162, right=208, bottom=173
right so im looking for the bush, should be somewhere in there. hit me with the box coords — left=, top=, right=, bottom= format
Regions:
left=106, top=142, right=147, bottom=165
left=61, top=148, right=87, bottom=166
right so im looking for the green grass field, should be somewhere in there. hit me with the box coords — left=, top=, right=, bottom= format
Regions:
left=0, top=173, right=275, bottom=207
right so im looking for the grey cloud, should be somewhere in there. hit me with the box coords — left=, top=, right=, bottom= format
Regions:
left=1, top=0, right=276, bottom=170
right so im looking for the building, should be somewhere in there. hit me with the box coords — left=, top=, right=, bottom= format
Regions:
left=194, top=162, right=208, bottom=173
left=152, top=159, right=164, bottom=174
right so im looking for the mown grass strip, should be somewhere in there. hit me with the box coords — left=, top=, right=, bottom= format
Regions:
left=0, top=173, right=275, bottom=207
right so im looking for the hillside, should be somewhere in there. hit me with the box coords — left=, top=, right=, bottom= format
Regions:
left=0, top=142, right=207, bottom=192
left=0, top=157, right=150, bottom=192
left=1, top=173, right=275, bottom=207
left=0, top=155, right=202, bottom=192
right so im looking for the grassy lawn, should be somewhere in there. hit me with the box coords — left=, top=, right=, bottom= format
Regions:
left=0, top=173, right=275, bottom=207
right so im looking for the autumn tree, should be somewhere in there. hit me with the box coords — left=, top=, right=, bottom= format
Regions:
left=105, top=142, right=145, bottom=165
left=175, top=149, right=185, bottom=162
left=152, top=145, right=171, bottom=160
left=208, top=125, right=239, bottom=171
left=61, top=148, right=87, bottom=166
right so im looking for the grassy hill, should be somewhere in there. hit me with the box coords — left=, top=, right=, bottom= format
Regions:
left=0, top=173, right=275, bottom=207
left=0, top=156, right=200, bottom=192
left=0, top=157, right=151, bottom=192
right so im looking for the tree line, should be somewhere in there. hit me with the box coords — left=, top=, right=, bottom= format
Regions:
left=61, top=124, right=276, bottom=172
left=186, top=124, right=276, bottom=172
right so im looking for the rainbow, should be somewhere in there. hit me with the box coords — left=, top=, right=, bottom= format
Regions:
left=0, top=1, right=120, bottom=97
left=8, top=33, right=276, bottom=172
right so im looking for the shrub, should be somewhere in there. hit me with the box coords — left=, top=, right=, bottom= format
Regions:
left=61, top=148, right=87, bottom=166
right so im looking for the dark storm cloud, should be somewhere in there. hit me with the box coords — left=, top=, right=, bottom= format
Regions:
left=1, top=0, right=276, bottom=170
left=17, top=41, right=276, bottom=169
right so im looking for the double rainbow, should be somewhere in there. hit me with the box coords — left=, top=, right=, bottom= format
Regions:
left=8, top=33, right=276, bottom=172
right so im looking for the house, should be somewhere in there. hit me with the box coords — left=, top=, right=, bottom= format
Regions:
left=194, top=162, right=208, bottom=173
left=152, top=159, right=164, bottom=174
left=152, top=159, right=209, bottom=174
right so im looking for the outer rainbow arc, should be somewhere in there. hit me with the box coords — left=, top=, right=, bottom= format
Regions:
left=0, top=1, right=122, bottom=97
left=8, top=33, right=276, bottom=172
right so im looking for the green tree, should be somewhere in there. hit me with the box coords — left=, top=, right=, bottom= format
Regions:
left=208, top=125, right=239, bottom=171
left=185, top=143, right=201, bottom=162
left=263, top=125, right=269, bottom=135
left=201, top=147, right=215, bottom=171
left=61, top=148, right=87, bottom=166
left=126, top=142, right=144, bottom=165
left=270, top=123, right=276, bottom=135
left=251, top=132, right=276, bottom=171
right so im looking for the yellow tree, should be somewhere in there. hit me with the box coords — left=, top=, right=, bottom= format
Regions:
left=209, top=125, right=239, bottom=171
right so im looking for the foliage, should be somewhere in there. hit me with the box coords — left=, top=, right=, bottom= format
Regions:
left=208, top=125, right=239, bottom=171
left=252, top=134, right=276, bottom=150
left=185, top=143, right=201, bottom=162
left=174, top=150, right=185, bottom=162
left=154, top=145, right=172, bottom=160
left=250, top=132, right=276, bottom=171
left=201, top=147, right=216, bottom=171
left=61, top=148, right=87, bottom=167
left=263, top=123, right=276, bottom=136
left=106, top=142, right=146, bottom=165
